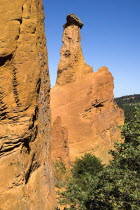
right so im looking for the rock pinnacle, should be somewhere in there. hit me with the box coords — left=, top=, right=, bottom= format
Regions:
left=57, top=14, right=92, bottom=85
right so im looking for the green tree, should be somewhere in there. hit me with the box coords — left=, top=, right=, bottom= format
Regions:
left=57, top=154, right=104, bottom=209
left=72, top=153, right=104, bottom=179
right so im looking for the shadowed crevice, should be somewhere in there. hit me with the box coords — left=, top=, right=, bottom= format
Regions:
left=12, top=68, right=21, bottom=106
left=0, top=54, right=13, bottom=66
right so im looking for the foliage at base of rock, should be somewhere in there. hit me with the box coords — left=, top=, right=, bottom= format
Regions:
left=57, top=154, right=104, bottom=209
left=54, top=160, right=68, bottom=188
left=57, top=106, right=140, bottom=210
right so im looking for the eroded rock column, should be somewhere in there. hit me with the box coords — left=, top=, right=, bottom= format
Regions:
left=0, top=0, right=54, bottom=209
left=51, top=14, right=124, bottom=166
left=56, top=14, right=93, bottom=85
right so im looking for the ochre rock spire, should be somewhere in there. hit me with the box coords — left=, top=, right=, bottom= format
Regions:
left=51, top=14, right=124, bottom=166
left=56, top=13, right=93, bottom=85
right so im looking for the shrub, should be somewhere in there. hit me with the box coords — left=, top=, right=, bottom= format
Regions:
left=57, top=154, right=104, bottom=209
left=72, top=153, right=104, bottom=179
left=54, top=160, right=67, bottom=188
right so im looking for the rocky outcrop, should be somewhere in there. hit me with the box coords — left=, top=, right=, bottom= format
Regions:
left=0, top=0, right=54, bottom=209
left=51, top=14, right=124, bottom=166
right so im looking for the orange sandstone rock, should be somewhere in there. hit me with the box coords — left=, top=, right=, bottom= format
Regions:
left=0, top=0, right=55, bottom=209
left=51, top=14, right=124, bottom=166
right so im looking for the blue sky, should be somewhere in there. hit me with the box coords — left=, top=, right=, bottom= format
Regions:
left=43, top=0, right=140, bottom=97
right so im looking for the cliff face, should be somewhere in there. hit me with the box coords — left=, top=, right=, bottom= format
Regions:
left=51, top=14, right=124, bottom=166
left=0, top=0, right=54, bottom=209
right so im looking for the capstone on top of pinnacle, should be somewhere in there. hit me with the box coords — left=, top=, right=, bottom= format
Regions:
left=64, top=13, right=84, bottom=29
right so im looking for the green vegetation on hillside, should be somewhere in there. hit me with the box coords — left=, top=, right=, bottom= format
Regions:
left=115, top=94, right=140, bottom=122
left=115, top=94, right=140, bottom=106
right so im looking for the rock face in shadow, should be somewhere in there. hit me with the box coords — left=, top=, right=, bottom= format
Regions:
left=0, top=0, right=54, bottom=209
left=51, top=116, right=70, bottom=167
left=51, top=14, right=124, bottom=166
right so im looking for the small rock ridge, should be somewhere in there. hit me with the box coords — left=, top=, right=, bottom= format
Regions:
left=64, top=13, right=84, bottom=29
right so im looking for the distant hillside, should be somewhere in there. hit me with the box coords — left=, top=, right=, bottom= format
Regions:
left=115, top=94, right=140, bottom=106
left=115, top=94, right=140, bottom=122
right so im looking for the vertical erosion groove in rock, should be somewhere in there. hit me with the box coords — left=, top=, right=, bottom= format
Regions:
left=51, top=14, right=124, bottom=166
left=0, top=0, right=55, bottom=209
